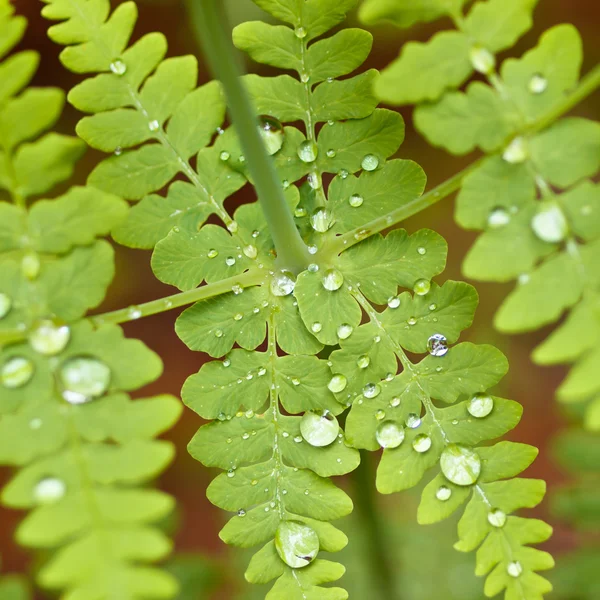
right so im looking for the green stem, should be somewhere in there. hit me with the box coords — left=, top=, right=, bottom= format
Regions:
left=89, top=269, right=264, bottom=327
left=190, top=0, right=309, bottom=273
left=352, top=451, right=397, bottom=600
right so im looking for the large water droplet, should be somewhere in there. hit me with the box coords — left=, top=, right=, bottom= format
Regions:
left=1, top=356, right=34, bottom=388
left=531, top=201, right=568, bottom=243
left=297, top=140, right=318, bottom=163
left=0, top=293, right=12, bottom=319
left=322, top=268, right=344, bottom=291
left=328, top=374, right=347, bottom=393
left=258, top=115, right=284, bottom=155
left=469, top=45, right=495, bottom=74
left=487, top=206, right=511, bottom=229
left=29, top=320, right=70, bottom=356
left=310, top=208, right=333, bottom=233
left=110, top=59, right=127, bottom=75
left=436, top=485, right=452, bottom=501
left=337, top=323, right=353, bottom=339
left=270, top=270, right=296, bottom=296
left=427, top=334, right=448, bottom=357
left=412, top=433, right=432, bottom=453
left=488, top=508, right=507, bottom=528
left=34, top=477, right=66, bottom=504
left=528, top=73, right=547, bottom=94
left=275, top=521, right=319, bottom=568
left=503, top=137, right=528, bottom=164
left=375, top=421, right=405, bottom=449
left=60, top=356, right=111, bottom=405
left=300, top=410, right=339, bottom=447
left=467, top=393, right=494, bottom=418
left=440, top=444, right=481, bottom=486
left=507, top=561, right=523, bottom=578
left=361, top=154, right=379, bottom=171
left=413, top=279, right=431, bottom=296
left=362, top=382, right=381, bottom=399
left=349, top=194, right=364, bottom=207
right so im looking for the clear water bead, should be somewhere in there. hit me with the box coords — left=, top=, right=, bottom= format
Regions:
left=326, top=149, right=336, bottom=158
left=109, top=59, right=126, bottom=75
left=243, top=244, right=258, bottom=259
left=294, top=26, right=307, bottom=39
left=300, top=410, right=339, bottom=447
left=417, top=247, right=426, bottom=255
left=275, top=521, right=319, bottom=569
left=328, top=374, right=347, bottom=393
left=488, top=206, right=511, bottom=229
left=270, top=270, right=296, bottom=296
left=148, top=119, right=160, bottom=132
left=227, top=220, right=238, bottom=233
left=29, top=320, right=70, bottom=356
left=413, top=279, right=431, bottom=296
left=412, top=433, right=432, bottom=453
left=322, top=268, right=344, bottom=291
left=362, top=382, right=381, bottom=398
left=220, top=151, right=230, bottom=161
left=467, top=393, right=494, bottom=418
left=405, top=413, right=421, bottom=429
left=1, top=356, right=34, bottom=388
left=311, top=322, right=322, bottom=333
left=231, top=284, right=244, bottom=295
left=503, top=137, right=528, bottom=164
left=440, top=444, right=481, bottom=486
left=225, top=256, right=236, bottom=266
left=470, top=45, right=496, bottom=74
left=427, top=334, right=448, bottom=357
left=531, top=201, right=568, bottom=243
left=375, top=421, right=405, bottom=449
left=0, top=293, right=12, bottom=318
left=349, top=194, right=364, bottom=207
left=294, top=207, right=307, bottom=218
left=529, top=73, right=547, bottom=94
left=310, top=208, right=333, bottom=232
left=375, top=409, right=386, bottom=420
left=237, top=509, right=246, bottom=517
left=390, top=397, right=401, bottom=408
left=34, top=477, right=66, bottom=504
left=21, top=251, right=40, bottom=280
left=297, top=140, right=318, bottom=163
left=60, top=356, right=111, bottom=404
left=436, top=485, right=452, bottom=501
left=356, top=355, right=370, bottom=369
left=258, top=115, right=284, bottom=155
left=207, top=248, right=218, bottom=259
left=507, top=561, right=523, bottom=578
left=361, top=154, right=379, bottom=171
left=488, top=508, right=507, bottom=528
left=337, top=323, right=353, bottom=339
left=387, top=296, right=400, bottom=309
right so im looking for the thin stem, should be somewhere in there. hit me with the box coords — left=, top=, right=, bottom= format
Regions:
left=190, top=0, right=310, bottom=273
left=89, top=269, right=264, bottom=326
left=351, top=451, right=397, bottom=600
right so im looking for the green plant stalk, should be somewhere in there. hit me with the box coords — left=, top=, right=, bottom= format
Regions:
left=190, top=0, right=310, bottom=273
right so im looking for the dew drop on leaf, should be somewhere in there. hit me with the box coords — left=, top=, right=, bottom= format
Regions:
left=337, top=323, right=353, bottom=339
left=128, top=305, right=142, bottom=319
left=21, top=251, right=40, bottom=280
left=440, top=444, right=481, bottom=486
left=413, top=279, right=431, bottom=296
left=0, top=293, right=12, bottom=318
left=311, top=322, right=322, bottom=333
left=34, top=477, right=66, bottom=504
left=148, top=119, right=160, bottom=132
left=488, top=508, right=507, bottom=528
left=387, top=296, right=400, bottom=309
left=227, top=221, right=239, bottom=233
left=362, top=382, right=381, bottom=399
left=487, top=206, right=511, bottom=229
left=270, top=270, right=296, bottom=296
left=356, top=354, right=370, bottom=369
left=417, top=246, right=427, bottom=255
left=361, top=154, right=379, bottom=171
left=60, top=356, right=111, bottom=404
left=243, top=244, right=258, bottom=259
left=258, top=115, right=284, bottom=155
left=328, top=374, right=347, bottom=393
left=469, top=45, right=495, bottom=74
left=507, top=561, right=523, bottom=578
left=297, top=140, right=318, bottom=163
left=237, top=509, right=246, bottom=517
left=376, top=421, right=405, bottom=448
left=375, top=409, right=386, bottom=420
left=436, top=485, right=452, bottom=501
left=407, top=317, right=417, bottom=326
left=207, top=248, right=218, bottom=259
left=294, top=26, right=307, bottom=39
left=528, top=73, right=547, bottom=94
left=467, top=393, right=494, bottom=418
left=412, top=433, right=432, bottom=453
left=231, top=284, right=244, bottom=295
left=390, top=397, right=400, bottom=408
left=326, top=149, right=336, bottom=158
left=427, top=334, right=448, bottom=357
left=322, top=268, right=344, bottom=291
left=310, top=208, right=333, bottom=232
left=349, top=193, right=364, bottom=207
left=214, top=329, right=224, bottom=338
left=109, top=59, right=126, bottom=75
left=220, top=151, right=230, bottom=161
left=29, top=320, right=70, bottom=356
left=300, top=410, right=339, bottom=447
left=307, top=244, right=318, bottom=255
left=531, top=201, right=568, bottom=243
left=405, top=413, right=421, bottom=429
left=275, top=521, right=319, bottom=569
left=307, top=263, right=319, bottom=273
left=502, top=137, right=528, bottom=163
left=1, top=356, right=34, bottom=388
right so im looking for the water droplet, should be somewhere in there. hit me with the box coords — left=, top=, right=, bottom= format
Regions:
left=326, top=77, right=333, bottom=83
left=114, top=146, right=122, bottom=156
left=0, top=293, right=12, bottom=318
left=407, top=317, right=417, bottom=326
left=322, top=268, right=344, bottom=291
left=338, top=169, right=349, bottom=179
left=128, top=305, right=142, bottom=320
left=21, top=251, right=40, bottom=280
left=467, top=393, right=494, bottom=418
left=307, top=244, right=318, bottom=255
left=225, top=256, right=236, bottom=267
left=487, top=206, right=511, bottom=229
left=109, top=59, right=126, bottom=75
left=291, top=377, right=300, bottom=386
left=207, top=249, right=218, bottom=259
left=227, top=220, right=239, bottom=233
left=223, top=358, right=231, bottom=367
left=29, top=320, right=70, bottom=356
left=429, top=303, right=437, bottom=311
left=220, top=150, right=231, bottom=161
left=503, top=137, right=528, bottom=164
left=293, top=435, right=302, bottom=443
left=337, top=323, right=353, bottom=339
left=518, top=273, right=530, bottom=285
left=390, top=397, right=400, bottom=408
left=375, top=409, right=386, bottom=420
left=531, top=201, right=568, bottom=243
left=361, top=154, right=379, bottom=171
left=227, top=468, right=236, bottom=478
left=29, top=418, right=42, bottom=429
left=60, top=356, right=111, bottom=405
left=295, top=26, right=307, bottom=39
left=436, top=485, right=452, bottom=501
left=148, top=119, right=160, bottom=132
left=275, top=520, right=319, bottom=569
left=307, top=263, right=319, bottom=273
left=349, top=193, right=364, bottom=207
left=294, top=207, right=307, bottom=218
left=34, top=477, right=66, bottom=504
left=427, top=334, right=448, bottom=357
left=300, top=410, right=339, bottom=447
left=310, top=208, right=333, bottom=232
left=413, top=279, right=431, bottom=296
left=242, top=432, right=250, bottom=440
left=412, top=433, right=432, bottom=453
left=507, top=561, right=523, bottom=578
left=1, top=356, right=34, bottom=388
left=232, top=284, right=244, bottom=295
left=258, top=115, right=284, bottom=155
left=387, top=296, right=400, bottom=309
left=488, top=508, right=507, bottom=528
left=528, top=73, right=547, bottom=94
left=216, top=127, right=224, bottom=136
left=376, top=421, right=405, bottom=448
left=243, top=244, right=258, bottom=259
left=440, top=444, right=481, bottom=486
left=214, top=329, right=224, bottom=338
left=233, top=313, right=243, bottom=321
left=328, top=374, right=347, bottom=393
left=406, top=413, right=421, bottom=429
left=297, top=140, right=318, bottom=163
left=357, top=355, right=370, bottom=369
left=417, top=247, right=427, bottom=255
left=326, top=149, right=336, bottom=158
left=270, top=270, right=296, bottom=296
left=363, top=382, right=381, bottom=399
left=311, top=322, right=322, bottom=333
left=469, top=45, right=495, bottom=74
left=237, top=509, right=246, bottom=517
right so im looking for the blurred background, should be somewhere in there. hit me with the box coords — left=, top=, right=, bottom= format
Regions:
left=1, top=0, right=599, bottom=598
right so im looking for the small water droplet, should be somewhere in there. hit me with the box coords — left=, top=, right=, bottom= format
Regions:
left=109, top=59, right=127, bottom=75
left=375, top=409, right=386, bottom=421
left=294, top=207, right=307, bottom=218
left=326, top=149, right=336, bottom=158
left=311, top=322, right=322, bottom=333
left=363, top=382, right=381, bottom=399
left=60, top=356, right=111, bottom=405
left=29, top=320, right=70, bottom=356
left=531, top=201, right=568, bottom=243
left=21, top=251, right=40, bottom=280
left=412, top=433, right=432, bottom=453
left=297, top=140, right=318, bottom=163
left=232, top=284, right=244, bottom=295
left=349, top=193, right=364, bottom=207
left=390, top=397, right=400, bottom=408
left=436, top=485, right=452, bottom=501
left=307, top=244, right=318, bottom=255
left=295, top=26, right=307, bottom=39
left=216, top=127, right=224, bottom=136
left=148, top=119, right=160, bottom=132
left=427, top=334, right=448, bottom=357
left=220, top=150, right=230, bottom=161
left=207, top=249, right=219, bottom=260
left=487, top=206, right=511, bottom=228
left=387, top=296, right=400, bottom=309
left=214, top=329, right=224, bottom=338
left=429, top=303, right=437, bottom=311
left=237, top=508, right=246, bottom=517
left=417, top=247, right=426, bottom=255
left=310, top=208, right=333, bottom=232
left=361, top=154, right=379, bottom=171
left=469, top=45, right=495, bottom=74
left=233, top=313, right=243, bottom=321
left=338, top=169, right=349, bottom=179
left=258, top=115, right=284, bottom=155
left=488, top=508, right=507, bottom=528
left=503, top=137, right=528, bottom=164
left=407, top=317, right=417, bottom=326
left=467, top=393, right=494, bottom=418
left=1, top=356, right=34, bottom=388
left=114, top=146, right=122, bottom=156
left=300, top=410, right=339, bottom=447
left=357, top=355, right=370, bottom=369
left=270, top=270, right=296, bottom=296
left=293, top=435, right=303, bottom=443
left=226, top=220, right=238, bottom=233
left=291, top=377, right=300, bottom=386
left=34, top=477, right=66, bottom=504
left=413, top=279, right=431, bottom=296
left=0, top=293, right=12, bottom=319
left=440, top=444, right=481, bottom=486
left=337, top=323, right=353, bottom=339
left=328, top=374, right=347, bottom=393
left=507, top=561, right=523, bottom=578
left=307, top=263, right=319, bottom=273
left=406, top=413, right=421, bottom=429
left=225, top=256, right=236, bottom=267
left=227, top=468, right=236, bottom=478
left=528, top=73, right=547, bottom=94
left=128, top=306, right=142, bottom=320
left=243, top=244, right=258, bottom=259
left=322, top=268, right=344, bottom=291
left=223, top=358, right=231, bottom=367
